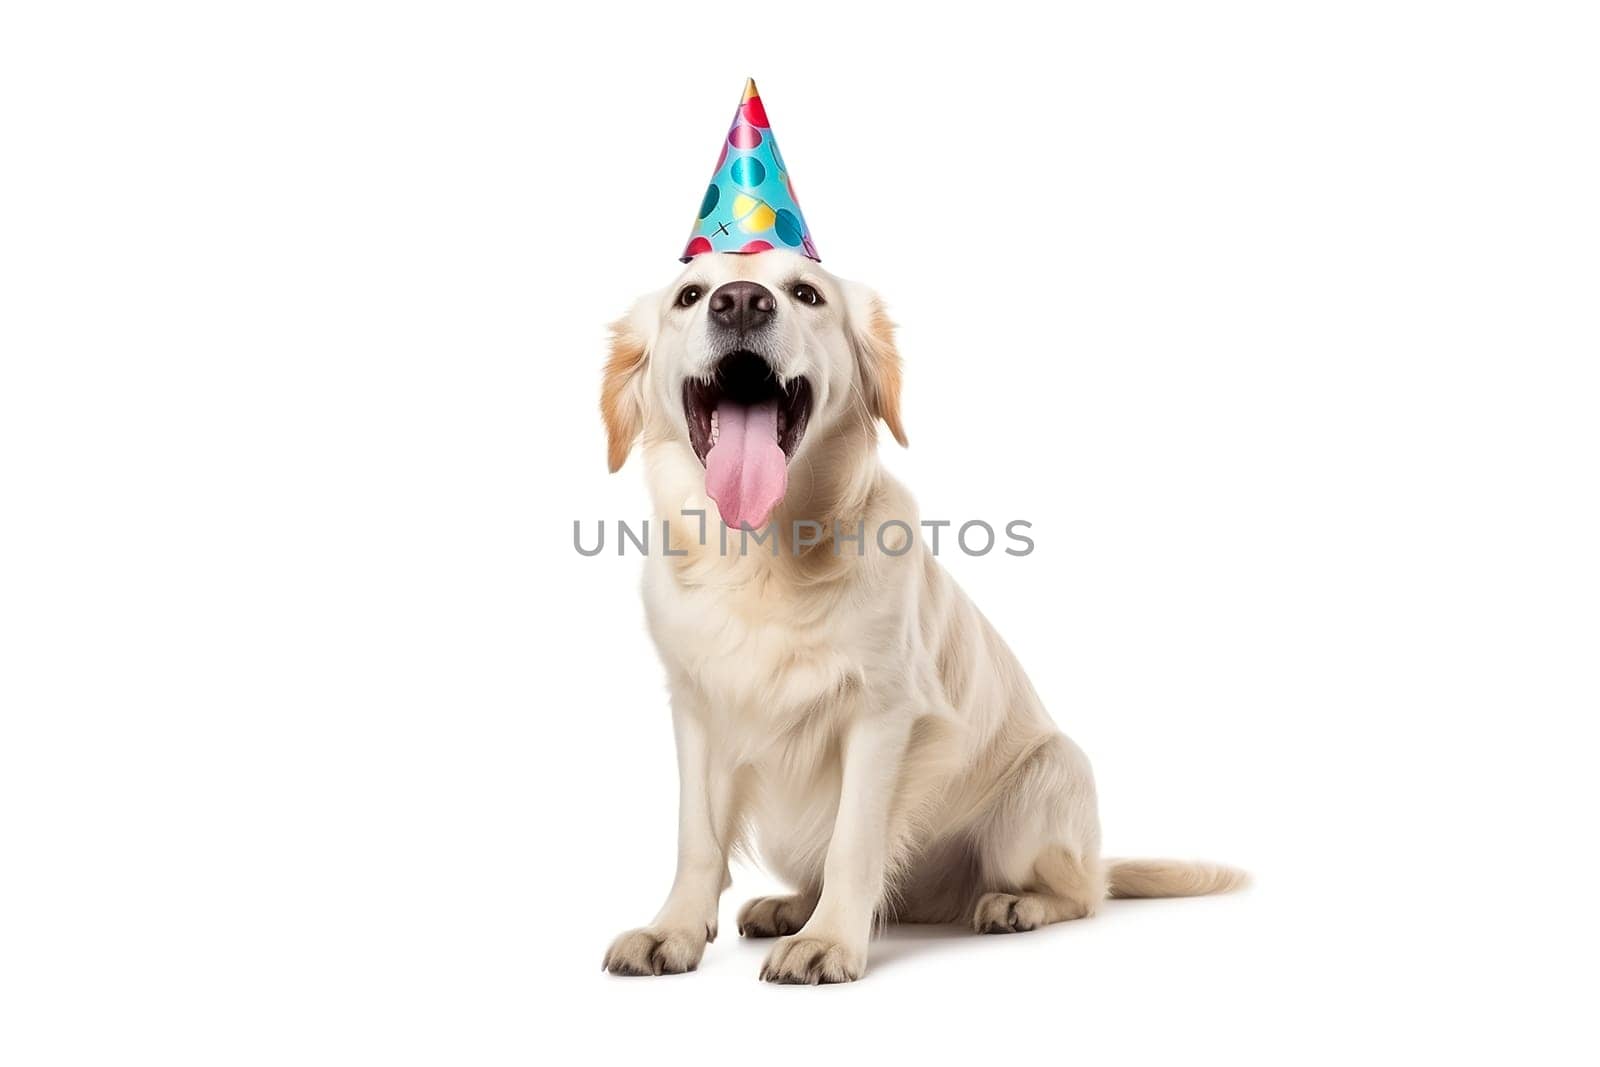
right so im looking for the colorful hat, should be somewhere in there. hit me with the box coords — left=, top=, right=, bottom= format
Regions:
left=682, top=79, right=819, bottom=263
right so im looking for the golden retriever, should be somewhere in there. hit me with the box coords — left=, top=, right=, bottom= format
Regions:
left=599, top=251, right=1244, bottom=983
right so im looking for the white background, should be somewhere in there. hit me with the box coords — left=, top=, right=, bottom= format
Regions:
left=2, top=2, right=1597, bottom=1063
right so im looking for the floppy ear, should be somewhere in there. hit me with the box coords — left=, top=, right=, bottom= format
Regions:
left=600, top=295, right=657, bottom=472
left=847, top=285, right=909, bottom=447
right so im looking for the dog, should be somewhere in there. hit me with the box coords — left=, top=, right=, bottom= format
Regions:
left=599, top=250, right=1245, bottom=983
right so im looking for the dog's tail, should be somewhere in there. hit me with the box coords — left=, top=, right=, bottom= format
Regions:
left=1105, top=858, right=1250, bottom=899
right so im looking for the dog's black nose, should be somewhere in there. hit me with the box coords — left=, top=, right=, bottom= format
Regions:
left=707, top=281, right=776, bottom=333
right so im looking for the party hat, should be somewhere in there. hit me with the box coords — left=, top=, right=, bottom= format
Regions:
left=682, top=79, right=819, bottom=263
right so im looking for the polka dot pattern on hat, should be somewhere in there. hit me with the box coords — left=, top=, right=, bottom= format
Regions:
left=680, top=78, right=818, bottom=263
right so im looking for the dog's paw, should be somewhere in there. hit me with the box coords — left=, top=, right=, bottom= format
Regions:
left=737, top=894, right=815, bottom=938
left=602, top=925, right=709, bottom=977
left=759, top=935, right=864, bottom=984
left=972, top=891, right=1048, bottom=934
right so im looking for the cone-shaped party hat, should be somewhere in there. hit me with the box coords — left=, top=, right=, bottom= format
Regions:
left=682, top=79, right=819, bottom=263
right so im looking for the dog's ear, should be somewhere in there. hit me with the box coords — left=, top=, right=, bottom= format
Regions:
left=600, top=294, right=659, bottom=472
left=845, top=283, right=908, bottom=448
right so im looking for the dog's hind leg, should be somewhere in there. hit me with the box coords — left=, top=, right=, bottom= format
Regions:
left=972, top=846, right=1103, bottom=933
left=969, top=733, right=1107, bottom=934
left=737, top=888, right=820, bottom=938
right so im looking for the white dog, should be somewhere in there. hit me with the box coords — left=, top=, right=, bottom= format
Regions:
left=600, top=251, right=1244, bottom=983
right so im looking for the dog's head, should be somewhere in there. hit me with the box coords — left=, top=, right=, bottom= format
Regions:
left=601, top=251, right=906, bottom=529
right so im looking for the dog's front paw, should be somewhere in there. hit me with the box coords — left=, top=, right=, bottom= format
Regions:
left=602, top=925, right=708, bottom=977
left=737, top=894, right=816, bottom=938
left=759, top=935, right=864, bottom=984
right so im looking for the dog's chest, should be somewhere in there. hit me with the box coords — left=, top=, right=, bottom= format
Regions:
left=643, top=565, right=864, bottom=738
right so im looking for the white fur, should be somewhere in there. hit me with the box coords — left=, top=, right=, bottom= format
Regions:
left=600, top=252, right=1244, bottom=984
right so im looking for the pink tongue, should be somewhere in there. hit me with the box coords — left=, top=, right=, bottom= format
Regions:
left=705, top=400, right=788, bottom=530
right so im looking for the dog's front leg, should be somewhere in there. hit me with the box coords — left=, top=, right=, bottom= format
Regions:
left=603, top=701, right=736, bottom=976
left=759, top=713, right=911, bottom=984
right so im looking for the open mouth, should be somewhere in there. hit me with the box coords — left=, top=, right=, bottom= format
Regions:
left=683, top=350, right=813, bottom=529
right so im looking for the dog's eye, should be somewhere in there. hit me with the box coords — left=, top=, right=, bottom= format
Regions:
left=791, top=283, right=824, bottom=307
left=676, top=285, right=704, bottom=308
